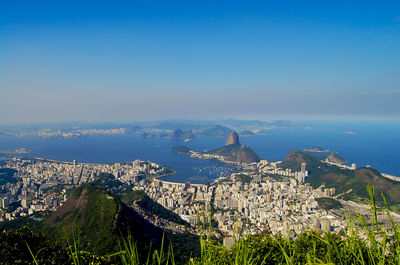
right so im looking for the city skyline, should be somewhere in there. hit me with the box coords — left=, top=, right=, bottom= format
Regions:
left=1, top=1, right=399, bottom=123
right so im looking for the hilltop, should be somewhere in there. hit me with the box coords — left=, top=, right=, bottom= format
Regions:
left=225, top=131, right=241, bottom=145
left=43, top=183, right=166, bottom=255
left=199, top=125, right=232, bottom=137
left=206, top=144, right=260, bottom=164
left=0, top=181, right=200, bottom=263
left=91, top=173, right=188, bottom=226
left=280, top=150, right=400, bottom=211
left=206, top=131, right=260, bottom=163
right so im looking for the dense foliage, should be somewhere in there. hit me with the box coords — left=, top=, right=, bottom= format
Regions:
left=235, top=173, right=252, bottom=184
left=0, top=226, right=70, bottom=264
left=315, top=197, right=343, bottom=210
left=43, top=184, right=118, bottom=255
left=172, top=145, right=193, bottom=154
left=2, top=185, right=400, bottom=265
left=280, top=150, right=400, bottom=211
left=133, top=192, right=188, bottom=226
left=92, top=172, right=133, bottom=195
left=205, top=144, right=260, bottom=163
left=0, top=167, right=19, bottom=185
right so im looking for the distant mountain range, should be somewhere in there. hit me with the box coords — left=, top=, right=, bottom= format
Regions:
left=198, top=125, right=232, bottom=137
left=1, top=119, right=310, bottom=140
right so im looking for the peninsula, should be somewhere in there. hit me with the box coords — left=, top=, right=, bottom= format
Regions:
left=172, top=131, right=260, bottom=164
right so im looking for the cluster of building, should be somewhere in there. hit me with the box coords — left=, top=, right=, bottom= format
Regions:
left=1, top=156, right=348, bottom=246
left=189, top=151, right=228, bottom=164
left=134, top=179, right=213, bottom=228
left=16, top=128, right=128, bottom=138
left=212, top=170, right=342, bottom=239
left=132, top=160, right=346, bottom=241
left=257, top=160, right=309, bottom=183
left=0, top=158, right=169, bottom=222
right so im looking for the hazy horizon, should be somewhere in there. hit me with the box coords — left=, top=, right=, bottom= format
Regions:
left=1, top=1, right=399, bottom=123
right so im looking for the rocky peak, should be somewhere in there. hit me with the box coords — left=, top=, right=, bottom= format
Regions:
left=225, top=131, right=241, bottom=146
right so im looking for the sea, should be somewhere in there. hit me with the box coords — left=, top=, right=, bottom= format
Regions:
left=0, top=120, right=399, bottom=184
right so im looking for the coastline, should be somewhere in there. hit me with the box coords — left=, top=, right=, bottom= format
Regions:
left=382, top=173, right=400, bottom=182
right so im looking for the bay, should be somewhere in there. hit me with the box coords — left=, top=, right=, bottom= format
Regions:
left=0, top=120, right=399, bottom=183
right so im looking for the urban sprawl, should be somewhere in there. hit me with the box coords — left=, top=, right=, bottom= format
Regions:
left=1, top=157, right=350, bottom=248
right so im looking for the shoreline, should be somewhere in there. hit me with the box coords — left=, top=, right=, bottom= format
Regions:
left=4, top=148, right=400, bottom=184
left=148, top=169, right=177, bottom=181
left=382, top=173, right=400, bottom=182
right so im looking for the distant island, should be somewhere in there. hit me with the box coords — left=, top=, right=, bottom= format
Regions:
left=304, top=147, right=330, bottom=153
left=171, top=145, right=193, bottom=155
left=167, top=128, right=196, bottom=141
left=344, top=130, right=356, bottom=135
left=172, top=131, right=260, bottom=164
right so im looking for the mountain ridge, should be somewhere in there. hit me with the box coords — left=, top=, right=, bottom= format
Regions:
left=280, top=150, right=400, bottom=211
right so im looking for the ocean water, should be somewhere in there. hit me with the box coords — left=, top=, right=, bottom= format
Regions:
left=0, top=120, right=399, bottom=183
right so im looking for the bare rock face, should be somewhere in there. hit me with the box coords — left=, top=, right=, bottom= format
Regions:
left=225, top=131, right=241, bottom=146
left=235, top=145, right=260, bottom=163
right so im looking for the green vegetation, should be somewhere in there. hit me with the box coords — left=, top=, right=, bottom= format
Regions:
left=235, top=173, right=252, bottom=184
left=43, top=184, right=119, bottom=255
left=316, top=197, right=343, bottom=210
left=0, top=226, right=70, bottom=264
left=280, top=150, right=400, bottom=211
left=0, top=211, right=50, bottom=230
left=92, top=173, right=187, bottom=226
left=206, top=144, right=260, bottom=163
left=2, top=185, right=400, bottom=264
left=0, top=168, right=19, bottom=185
left=172, top=145, right=193, bottom=154
left=263, top=174, right=286, bottom=182
left=16, top=181, right=199, bottom=263
left=92, top=172, right=133, bottom=195
left=121, top=190, right=188, bottom=226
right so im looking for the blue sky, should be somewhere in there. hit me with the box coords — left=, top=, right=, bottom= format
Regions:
left=1, top=0, right=399, bottom=123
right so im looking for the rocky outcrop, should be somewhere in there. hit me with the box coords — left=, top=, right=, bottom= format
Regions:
left=168, top=129, right=195, bottom=140
left=234, top=145, right=260, bottom=163
left=323, top=152, right=347, bottom=165
left=225, top=131, right=241, bottom=146
left=205, top=132, right=259, bottom=164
